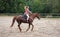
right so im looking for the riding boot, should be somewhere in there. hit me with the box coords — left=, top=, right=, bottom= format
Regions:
left=27, top=20, right=28, bottom=22
left=26, top=18, right=28, bottom=22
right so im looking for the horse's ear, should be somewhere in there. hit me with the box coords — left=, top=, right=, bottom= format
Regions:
left=38, top=13, right=41, bottom=18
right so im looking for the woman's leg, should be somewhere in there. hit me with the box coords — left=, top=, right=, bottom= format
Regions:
left=26, top=14, right=29, bottom=21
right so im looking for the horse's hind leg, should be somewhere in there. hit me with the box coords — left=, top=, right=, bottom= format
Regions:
left=26, top=24, right=30, bottom=32
left=31, top=23, right=34, bottom=31
left=18, top=23, right=22, bottom=32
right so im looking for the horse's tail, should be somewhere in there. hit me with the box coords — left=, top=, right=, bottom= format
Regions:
left=10, top=16, right=17, bottom=27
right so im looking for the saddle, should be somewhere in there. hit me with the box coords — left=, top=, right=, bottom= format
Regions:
left=22, top=14, right=27, bottom=20
left=22, top=15, right=33, bottom=22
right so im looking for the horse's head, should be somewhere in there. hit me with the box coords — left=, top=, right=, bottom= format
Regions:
left=34, top=13, right=40, bottom=20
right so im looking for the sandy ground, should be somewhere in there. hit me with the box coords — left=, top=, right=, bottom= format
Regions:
left=0, top=16, right=60, bottom=37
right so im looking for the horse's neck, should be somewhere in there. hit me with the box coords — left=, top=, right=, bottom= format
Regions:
left=30, top=14, right=36, bottom=20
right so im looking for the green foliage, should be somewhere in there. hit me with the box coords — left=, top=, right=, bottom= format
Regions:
left=0, top=0, right=60, bottom=16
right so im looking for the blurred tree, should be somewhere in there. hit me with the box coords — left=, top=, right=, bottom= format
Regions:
left=0, top=0, right=60, bottom=16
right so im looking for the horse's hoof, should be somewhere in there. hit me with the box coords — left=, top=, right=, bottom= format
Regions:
left=25, top=30, right=28, bottom=32
left=10, top=26, right=12, bottom=27
left=25, top=30, right=27, bottom=32
left=20, top=30, right=22, bottom=32
left=31, top=30, right=34, bottom=32
left=31, top=29, right=34, bottom=31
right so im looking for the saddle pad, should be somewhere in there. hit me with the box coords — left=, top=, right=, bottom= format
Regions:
left=22, top=15, right=27, bottom=20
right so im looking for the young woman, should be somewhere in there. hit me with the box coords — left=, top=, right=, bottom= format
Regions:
left=24, top=6, right=32, bottom=22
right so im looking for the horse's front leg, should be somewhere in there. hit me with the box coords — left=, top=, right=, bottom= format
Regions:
left=26, top=24, right=30, bottom=32
left=31, top=23, right=34, bottom=31
left=18, top=23, right=22, bottom=32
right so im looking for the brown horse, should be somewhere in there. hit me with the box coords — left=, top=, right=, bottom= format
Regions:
left=10, top=13, right=40, bottom=32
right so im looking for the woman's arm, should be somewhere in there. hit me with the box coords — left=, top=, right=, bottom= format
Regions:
left=27, top=9, right=32, bottom=14
left=29, top=11, right=32, bottom=14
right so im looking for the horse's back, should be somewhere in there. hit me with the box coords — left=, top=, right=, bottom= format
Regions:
left=16, top=15, right=27, bottom=20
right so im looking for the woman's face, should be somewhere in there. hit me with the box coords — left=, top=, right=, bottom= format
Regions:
left=24, top=6, right=29, bottom=9
left=26, top=6, right=29, bottom=8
